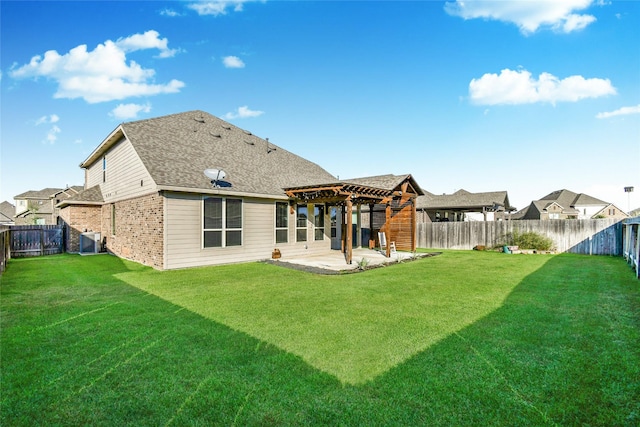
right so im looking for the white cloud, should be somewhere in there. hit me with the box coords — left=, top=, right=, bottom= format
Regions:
left=44, top=125, right=61, bottom=144
left=223, top=105, right=264, bottom=119
left=223, top=55, right=245, bottom=68
left=596, top=104, right=640, bottom=119
left=445, top=0, right=598, bottom=34
left=115, top=30, right=179, bottom=58
left=35, top=114, right=59, bottom=125
left=110, top=103, right=152, bottom=120
left=187, top=1, right=249, bottom=16
left=160, top=8, right=182, bottom=17
left=469, top=68, right=616, bottom=105
left=9, top=30, right=185, bottom=103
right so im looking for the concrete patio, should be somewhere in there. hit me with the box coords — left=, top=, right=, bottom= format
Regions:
left=268, top=248, right=421, bottom=273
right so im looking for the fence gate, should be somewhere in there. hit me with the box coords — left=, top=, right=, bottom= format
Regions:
left=10, top=225, right=64, bottom=258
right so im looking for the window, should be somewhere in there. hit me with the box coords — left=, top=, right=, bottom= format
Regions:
left=203, top=197, right=243, bottom=248
left=111, top=204, right=116, bottom=235
left=275, top=202, right=288, bottom=243
left=330, top=207, right=338, bottom=238
left=102, top=156, right=107, bottom=183
left=314, top=205, right=325, bottom=240
left=296, top=204, right=307, bottom=242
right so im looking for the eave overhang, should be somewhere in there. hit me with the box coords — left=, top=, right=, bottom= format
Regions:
left=80, top=125, right=126, bottom=169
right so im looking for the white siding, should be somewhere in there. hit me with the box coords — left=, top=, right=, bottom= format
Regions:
left=165, top=193, right=331, bottom=270
left=85, top=137, right=155, bottom=202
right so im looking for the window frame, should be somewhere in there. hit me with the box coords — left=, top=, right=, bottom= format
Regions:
left=275, top=201, right=288, bottom=244
left=111, top=204, right=116, bottom=236
left=296, top=204, right=308, bottom=242
left=203, top=196, right=243, bottom=248
left=314, top=204, right=325, bottom=241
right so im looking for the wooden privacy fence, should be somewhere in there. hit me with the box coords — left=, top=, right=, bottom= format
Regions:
left=417, top=219, right=623, bottom=255
left=10, top=225, right=65, bottom=258
left=0, top=226, right=9, bottom=273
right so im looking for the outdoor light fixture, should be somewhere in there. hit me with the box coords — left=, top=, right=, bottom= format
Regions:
left=624, top=186, right=634, bottom=214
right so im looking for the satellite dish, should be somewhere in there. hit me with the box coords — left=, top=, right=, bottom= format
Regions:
left=204, top=168, right=226, bottom=181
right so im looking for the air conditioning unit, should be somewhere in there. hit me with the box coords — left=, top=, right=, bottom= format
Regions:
left=80, top=232, right=101, bottom=254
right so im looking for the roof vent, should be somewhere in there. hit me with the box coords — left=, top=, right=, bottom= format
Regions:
left=244, top=130, right=252, bottom=135
left=194, top=115, right=205, bottom=123
left=222, top=125, right=231, bottom=130
left=266, top=137, right=276, bottom=154
left=210, top=132, right=222, bottom=138
left=244, top=140, right=255, bottom=145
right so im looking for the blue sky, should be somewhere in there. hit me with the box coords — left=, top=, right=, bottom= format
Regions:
left=1, top=0, right=639, bottom=212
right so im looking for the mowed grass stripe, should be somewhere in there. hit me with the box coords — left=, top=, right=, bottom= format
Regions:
left=116, top=252, right=552, bottom=384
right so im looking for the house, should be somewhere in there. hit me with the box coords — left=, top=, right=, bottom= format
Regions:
left=58, top=110, right=423, bottom=269
left=513, top=189, right=629, bottom=220
left=13, top=187, right=82, bottom=225
left=0, top=201, right=15, bottom=225
left=415, top=189, right=513, bottom=222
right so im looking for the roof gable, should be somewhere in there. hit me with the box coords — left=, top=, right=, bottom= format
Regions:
left=0, top=201, right=15, bottom=222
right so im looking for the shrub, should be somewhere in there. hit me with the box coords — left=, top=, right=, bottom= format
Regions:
left=503, top=230, right=554, bottom=251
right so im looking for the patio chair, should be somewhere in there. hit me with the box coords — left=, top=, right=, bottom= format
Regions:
left=378, top=231, right=396, bottom=255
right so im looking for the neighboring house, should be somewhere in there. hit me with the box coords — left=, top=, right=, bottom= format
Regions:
left=14, top=187, right=82, bottom=225
left=513, top=189, right=629, bottom=220
left=58, top=110, right=423, bottom=269
left=415, top=189, right=514, bottom=222
left=593, top=203, right=631, bottom=220
left=0, top=201, right=16, bottom=225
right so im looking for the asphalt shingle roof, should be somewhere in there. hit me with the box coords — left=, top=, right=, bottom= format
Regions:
left=514, top=189, right=610, bottom=219
left=15, top=188, right=65, bottom=199
left=0, top=201, right=15, bottom=223
left=61, top=185, right=104, bottom=205
left=118, top=111, right=336, bottom=197
left=416, top=189, right=510, bottom=210
left=342, top=174, right=421, bottom=192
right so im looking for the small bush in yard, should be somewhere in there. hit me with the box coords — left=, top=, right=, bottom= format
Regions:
left=505, top=230, right=554, bottom=251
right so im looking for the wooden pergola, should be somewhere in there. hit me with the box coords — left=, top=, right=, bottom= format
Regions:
left=284, top=178, right=421, bottom=264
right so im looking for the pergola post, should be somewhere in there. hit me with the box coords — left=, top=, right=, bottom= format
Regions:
left=369, top=203, right=375, bottom=249
left=412, top=198, right=417, bottom=252
left=385, top=203, right=391, bottom=258
left=346, top=198, right=353, bottom=264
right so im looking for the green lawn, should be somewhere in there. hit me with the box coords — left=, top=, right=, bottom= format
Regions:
left=1, top=251, right=639, bottom=426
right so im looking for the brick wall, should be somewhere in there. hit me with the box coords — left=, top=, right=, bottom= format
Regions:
left=104, top=193, right=164, bottom=269
left=59, top=205, right=102, bottom=252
